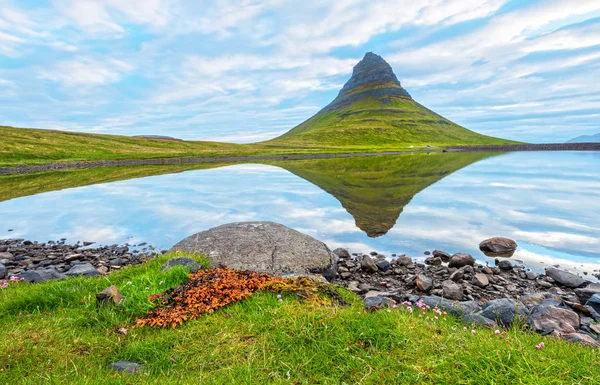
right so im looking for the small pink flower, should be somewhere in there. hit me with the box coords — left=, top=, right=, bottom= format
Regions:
left=471, top=330, right=476, bottom=335
left=408, top=306, right=413, bottom=313
left=9, top=276, right=19, bottom=282
left=392, top=304, right=398, bottom=309
left=495, top=330, right=501, bottom=335
left=536, top=342, right=545, bottom=350
left=276, top=294, right=282, bottom=299
left=1, top=280, right=8, bottom=289
left=463, top=327, right=467, bottom=331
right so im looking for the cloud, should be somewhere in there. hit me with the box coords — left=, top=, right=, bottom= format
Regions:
left=38, top=57, right=133, bottom=87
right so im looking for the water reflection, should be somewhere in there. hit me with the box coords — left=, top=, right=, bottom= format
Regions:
left=0, top=151, right=599, bottom=276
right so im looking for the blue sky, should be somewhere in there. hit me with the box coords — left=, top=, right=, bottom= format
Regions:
left=1, top=0, right=599, bottom=143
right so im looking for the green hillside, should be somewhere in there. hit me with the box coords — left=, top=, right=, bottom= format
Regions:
left=269, top=53, right=514, bottom=147
left=277, top=152, right=496, bottom=237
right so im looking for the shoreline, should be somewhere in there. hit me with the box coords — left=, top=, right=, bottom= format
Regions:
left=2, top=142, right=600, bottom=175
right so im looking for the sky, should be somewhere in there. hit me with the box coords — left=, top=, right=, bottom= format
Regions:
left=1, top=0, right=599, bottom=143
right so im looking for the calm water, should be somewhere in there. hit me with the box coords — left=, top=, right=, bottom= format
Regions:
left=1, top=151, right=599, bottom=275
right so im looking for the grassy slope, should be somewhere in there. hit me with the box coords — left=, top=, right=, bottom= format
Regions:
left=276, top=152, right=496, bottom=237
left=268, top=95, right=518, bottom=147
left=1, top=254, right=598, bottom=384
left=0, top=163, right=232, bottom=202
left=1, top=126, right=364, bottom=168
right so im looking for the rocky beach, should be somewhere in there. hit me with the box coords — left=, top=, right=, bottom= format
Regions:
left=2, top=222, right=600, bottom=348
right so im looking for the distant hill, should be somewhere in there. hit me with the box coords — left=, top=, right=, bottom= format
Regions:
left=566, top=133, right=600, bottom=143
left=134, top=135, right=182, bottom=141
left=268, top=52, right=512, bottom=147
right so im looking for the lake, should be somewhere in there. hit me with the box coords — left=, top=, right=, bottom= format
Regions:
left=1, top=151, right=599, bottom=276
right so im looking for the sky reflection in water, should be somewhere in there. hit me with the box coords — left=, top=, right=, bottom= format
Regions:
left=0, top=151, right=599, bottom=275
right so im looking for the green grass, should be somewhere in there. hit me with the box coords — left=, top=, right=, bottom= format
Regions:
left=1, top=254, right=598, bottom=384
left=268, top=95, right=520, bottom=147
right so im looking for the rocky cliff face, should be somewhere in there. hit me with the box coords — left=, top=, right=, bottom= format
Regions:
left=325, top=52, right=411, bottom=111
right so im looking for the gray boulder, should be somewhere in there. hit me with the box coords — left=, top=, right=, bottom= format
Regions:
left=65, top=263, right=100, bottom=277
left=18, top=268, right=66, bottom=283
left=585, top=294, right=600, bottom=316
left=0, top=263, right=6, bottom=279
left=463, top=313, right=496, bottom=328
left=473, top=273, right=489, bottom=288
left=528, top=300, right=579, bottom=334
left=442, top=280, right=463, bottom=301
left=171, top=222, right=336, bottom=277
left=563, top=333, right=600, bottom=347
left=497, top=260, right=514, bottom=271
left=545, top=267, right=587, bottom=288
left=448, top=253, right=475, bottom=268
left=424, top=256, right=442, bottom=266
left=397, top=255, right=412, bottom=266
left=417, top=296, right=480, bottom=316
left=476, top=298, right=527, bottom=327
left=479, top=237, right=518, bottom=256
left=161, top=257, right=201, bottom=273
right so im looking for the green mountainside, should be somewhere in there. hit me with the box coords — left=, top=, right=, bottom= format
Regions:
left=278, top=152, right=496, bottom=237
left=269, top=52, right=512, bottom=147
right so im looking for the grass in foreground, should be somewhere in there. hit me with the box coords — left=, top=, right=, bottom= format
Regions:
left=1, top=253, right=598, bottom=384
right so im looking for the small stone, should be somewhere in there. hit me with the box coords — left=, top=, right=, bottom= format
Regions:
left=333, top=248, right=350, bottom=259
left=0, top=252, right=14, bottom=260
left=364, top=295, right=395, bottom=310
left=375, top=260, right=391, bottom=272
left=442, top=280, right=462, bottom=300
left=361, top=256, right=378, bottom=273
left=337, top=266, right=349, bottom=273
left=448, top=253, right=475, bottom=268
left=424, top=256, right=442, bottom=266
left=64, top=253, right=84, bottom=262
left=432, top=250, right=451, bottom=262
left=0, top=263, right=6, bottom=279
left=415, top=274, right=433, bottom=292
left=358, top=283, right=370, bottom=293
left=585, top=294, right=600, bottom=315
left=397, top=256, right=412, bottom=266
left=479, top=237, right=518, bottom=256
left=108, top=361, right=144, bottom=373
left=519, top=293, right=547, bottom=308
left=347, top=281, right=361, bottom=293
left=340, top=271, right=352, bottom=279
left=424, top=251, right=431, bottom=255
left=473, top=273, right=489, bottom=288
left=497, top=260, right=513, bottom=271
left=161, top=257, right=201, bottom=273
left=97, top=266, right=109, bottom=275
left=449, top=270, right=463, bottom=282
left=536, top=280, right=553, bottom=289
left=96, top=286, right=125, bottom=307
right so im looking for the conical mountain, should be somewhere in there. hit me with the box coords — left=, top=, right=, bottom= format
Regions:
left=269, top=52, right=509, bottom=146
left=277, top=152, right=496, bottom=237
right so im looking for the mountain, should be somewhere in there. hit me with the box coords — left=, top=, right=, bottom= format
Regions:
left=566, top=133, right=600, bottom=143
left=268, top=52, right=510, bottom=147
left=278, top=152, right=495, bottom=237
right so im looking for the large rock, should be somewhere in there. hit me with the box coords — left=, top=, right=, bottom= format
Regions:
left=448, top=253, right=475, bottom=268
left=563, top=333, right=600, bottom=347
left=545, top=267, right=587, bottom=288
left=65, top=263, right=100, bottom=277
left=171, top=222, right=336, bottom=277
left=432, top=250, right=451, bottom=262
left=364, top=295, right=395, bottom=310
left=585, top=294, right=600, bottom=316
left=479, top=237, right=517, bottom=256
left=476, top=298, right=527, bottom=327
left=161, top=257, right=201, bottom=273
left=333, top=248, right=350, bottom=259
left=18, top=268, right=66, bottom=283
left=473, top=273, right=489, bottom=288
left=528, top=301, right=579, bottom=334
left=0, top=263, right=6, bottom=279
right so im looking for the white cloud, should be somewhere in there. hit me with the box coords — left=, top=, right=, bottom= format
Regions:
left=38, top=57, right=133, bottom=87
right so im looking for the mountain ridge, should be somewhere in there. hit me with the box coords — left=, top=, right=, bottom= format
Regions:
left=567, top=133, right=600, bottom=143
